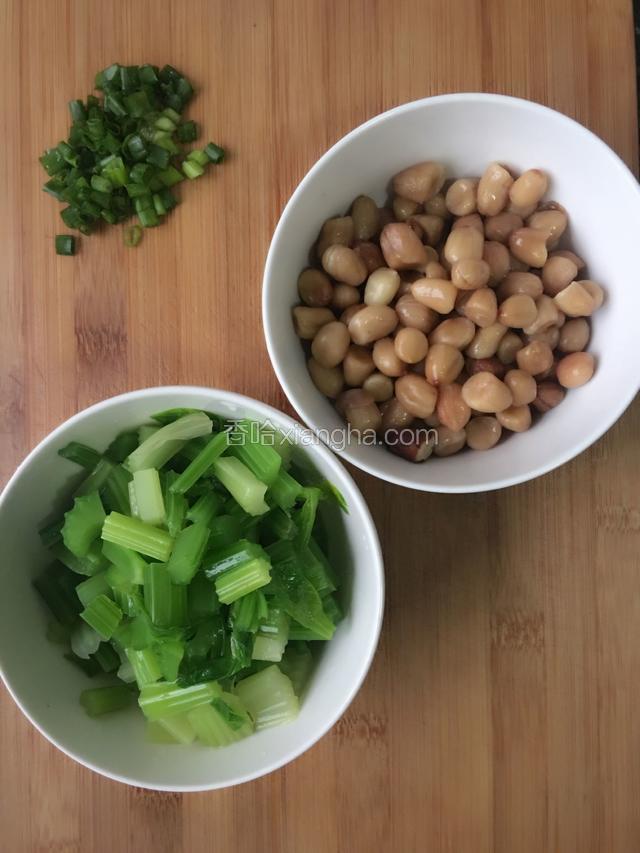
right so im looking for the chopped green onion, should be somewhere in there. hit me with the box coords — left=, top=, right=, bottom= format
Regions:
left=204, top=142, right=226, bottom=164
left=186, top=149, right=209, bottom=167
left=33, top=564, right=81, bottom=626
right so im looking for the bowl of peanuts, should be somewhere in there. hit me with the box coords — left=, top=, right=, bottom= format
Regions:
left=262, top=93, right=640, bottom=492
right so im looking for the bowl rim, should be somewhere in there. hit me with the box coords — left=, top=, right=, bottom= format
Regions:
left=0, top=385, right=385, bottom=792
left=262, top=92, right=640, bottom=493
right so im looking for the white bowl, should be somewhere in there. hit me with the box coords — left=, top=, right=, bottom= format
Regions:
left=0, top=386, right=384, bottom=791
left=263, top=93, right=640, bottom=492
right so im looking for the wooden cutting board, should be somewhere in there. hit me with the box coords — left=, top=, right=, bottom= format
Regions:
left=1, top=1, right=638, bottom=851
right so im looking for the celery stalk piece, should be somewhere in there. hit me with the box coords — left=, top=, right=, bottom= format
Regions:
left=169, top=430, right=231, bottom=494
left=203, top=539, right=269, bottom=578
left=164, top=471, right=187, bottom=537
left=231, top=589, right=268, bottom=633
left=308, top=537, right=338, bottom=591
left=155, top=637, right=185, bottom=682
left=146, top=721, right=182, bottom=744
left=166, top=522, right=210, bottom=585
left=252, top=608, right=290, bottom=663
left=185, top=492, right=224, bottom=526
left=204, top=514, right=242, bottom=552
left=187, top=572, right=220, bottom=620
left=268, top=469, right=303, bottom=511
left=103, top=540, right=146, bottom=585
left=143, top=562, right=174, bottom=627
left=138, top=424, right=160, bottom=443
left=80, top=593, right=123, bottom=640
left=76, top=458, right=115, bottom=497
left=138, top=680, right=221, bottom=721
left=75, top=571, right=111, bottom=607
left=51, top=541, right=108, bottom=577
left=39, top=518, right=64, bottom=548
left=126, top=647, right=163, bottom=688
left=102, top=464, right=132, bottom=514
left=249, top=423, right=294, bottom=467
left=33, top=564, right=81, bottom=626
left=228, top=421, right=282, bottom=485
left=212, top=457, right=269, bottom=517
left=80, top=685, right=133, bottom=717
left=92, top=642, right=120, bottom=673
left=71, top=621, right=102, bottom=659
left=124, top=412, right=213, bottom=472
left=127, top=481, right=140, bottom=517
left=279, top=642, right=314, bottom=696
left=215, top=558, right=271, bottom=605
left=187, top=693, right=253, bottom=746
left=288, top=622, right=328, bottom=641
left=102, top=512, right=174, bottom=561
left=151, top=408, right=223, bottom=427
left=62, top=492, right=106, bottom=557
left=104, top=430, right=139, bottom=464
left=117, top=658, right=136, bottom=684
left=58, top=441, right=101, bottom=470
left=293, top=487, right=321, bottom=545
left=260, top=507, right=298, bottom=543
left=157, top=713, right=196, bottom=744
left=132, top=468, right=166, bottom=527
left=323, top=594, right=343, bottom=626
left=297, top=541, right=336, bottom=597
left=234, top=665, right=299, bottom=730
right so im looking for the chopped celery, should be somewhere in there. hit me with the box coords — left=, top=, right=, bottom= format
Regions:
left=319, top=479, right=349, bottom=512
left=52, top=540, right=108, bottom=576
left=58, top=441, right=101, bottom=470
left=76, top=571, right=111, bottom=607
left=132, top=468, right=166, bottom=526
left=151, top=407, right=222, bottom=427
left=185, top=491, right=224, bottom=526
left=102, top=464, right=132, bottom=514
left=164, top=471, right=187, bottom=537
left=235, top=665, right=299, bottom=730
left=38, top=518, right=64, bottom=548
left=102, top=511, right=174, bottom=561
left=231, top=589, right=268, bottom=633
left=293, top=487, right=321, bottom=545
left=62, top=492, right=106, bottom=557
left=228, top=421, right=282, bottom=485
left=126, top=647, right=163, bottom=687
left=252, top=424, right=294, bottom=467
left=76, top=458, right=115, bottom=496
left=170, top=430, right=231, bottom=494
left=138, top=424, right=160, bottom=443
left=105, top=430, right=139, bottom=463
left=166, top=522, right=210, bottom=585
left=155, top=636, right=185, bottom=681
left=71, top=620, right=102, bottom=659
left=80, top=593, right=123, bottom=640
left=80, top=685, right=133, bottom=717
left=143, top=562, right=174, bottom=627
left=124, top=412, right=213, bottom=472
left=212, top=457, right=269, bottom=516
left=187, top=693, right=253, bottom=746
left=298, top=541, right=336, bottom=597
left=323, top=594, right=343, bottom=627
left=205, top=514, right=242, bottom=551
left=127, top=480, right=140, bottom=517
left=252, top=607, right=289, bottom=662
left=146, top=720, right=182, bottom=744
left=203, top=539, right=268, bottom=578
left=215, top=557, right=271, bottom=605
left=260, top=507, right=298, bottom=543
left=92, top=642, right=121, bottom=673
left=33, top=564, right=81, bottom=626
left=279, top=642, right=314, bottom=696
left=103, top=540, right=146, bottom=585
left=268, top=469, right=303, bottom=511
left=156, top=713, right=196, bottom=744
left=138, top=680, right=221, bottom=721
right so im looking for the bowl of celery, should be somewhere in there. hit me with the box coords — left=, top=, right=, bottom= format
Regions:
left=0, top=386, right=383, bottom=791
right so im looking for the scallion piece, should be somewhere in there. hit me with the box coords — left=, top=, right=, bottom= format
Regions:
left=132, top=468, right=166, bottom=527
left=204, top=142, right=226, bottom=164
left=182, top=160, right=204, bottom=179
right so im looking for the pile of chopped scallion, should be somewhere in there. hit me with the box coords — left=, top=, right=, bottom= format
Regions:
left=35, top=409, right=345, bottom=747
left=40, top=63, right=225, bottom=255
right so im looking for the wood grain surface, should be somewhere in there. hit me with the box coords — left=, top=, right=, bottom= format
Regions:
left=1, top=1, right=638, bottom=851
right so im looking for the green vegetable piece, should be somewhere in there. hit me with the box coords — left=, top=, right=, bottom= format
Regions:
left=126, top=647, right=163, bottom=688
left=55, top=235, right=76, bottom=256
left=138, top=680, right=221, bottom=721
left=185, top=492, right=224, bottom=527
left=124, top=412, right=212, bottom=472
left=58, top=441, right=101, bottom=470
left=234, top=665, right=299, bottom=730
left=101, top=511, right=174, bottom=562
left=124, top=224, right=142, bottom=247
left=215, top=557, right=271, bottom=605
left=252, top=607, right=289, bottom=663
left=268, top=469, right=303, bottom=511
left=204, top=142, right=225, bottom=164
left=231, top=589, right=268, bottom=633
left=155, top=713, right=196, bottom=744
left=170, top=430, right=231, bottom=494
left=62, top=492, right=106, bottom=557
left=80, top=593, right=122, bottom=640
left=102, top=540, right=146, bottom=585
left=182, top=159, right=205, bottom=179
left=212, top=457, right=269, bottom=517
left=33, top=564, right=81, bottom=626
left=166, top=522, right=210, bottom=585
left=80, top=685, right=132, bottom=717
left=279, top=642, right=314, bottom=696
left=132, top=468, right=165, bottom=527
left=75, top=571, right=111, bottom=608
left=188, top=694, right=253, bottom=746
